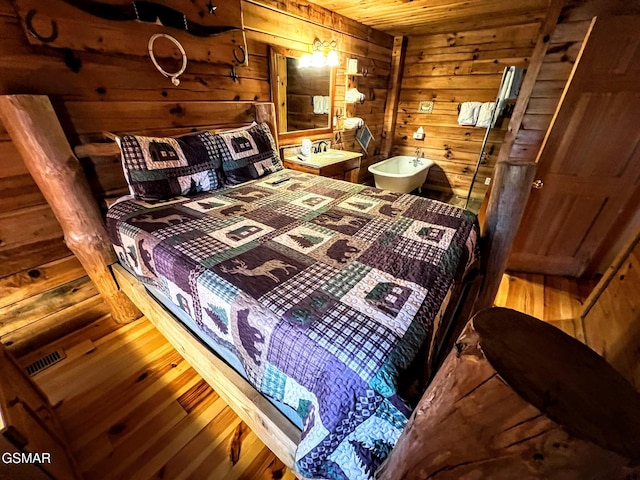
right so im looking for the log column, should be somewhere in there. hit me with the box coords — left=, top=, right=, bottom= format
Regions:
left=377, top=307, right=640, bottom=480
left=0, top=95, right=141, bottom=324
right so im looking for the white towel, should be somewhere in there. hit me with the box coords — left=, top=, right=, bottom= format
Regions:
left=510, top=68, right=523, bottom=98
left=496, top=67, right=514, bottom=117
left=313, top=96, right=323, bottom=114
left=343, top=117, right=364, bottom=129
left=457, top=101, right=482, bottom=126
left=322, top=95, right=330, bottom=114
left=476, top=102, right=497, bottom=128
left=345, top=88, right=365, bottom=104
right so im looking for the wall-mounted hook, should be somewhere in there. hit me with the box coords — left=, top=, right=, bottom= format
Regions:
left=361, top=67, right=368, bottom=77
left=230, top=64, right=239, bottom=82
left=233, top=45, right=246, bottom=65
left=25, top=9, right=58, bottom=43
left=148, top=33, right=187, bottom=86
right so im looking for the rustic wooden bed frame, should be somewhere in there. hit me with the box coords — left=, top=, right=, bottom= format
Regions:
left=0, top=95, right=489, bottom=474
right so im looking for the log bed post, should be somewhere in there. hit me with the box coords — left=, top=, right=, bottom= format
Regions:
left=474, top=0, right=564, bottom=311
left=0, top=95, right=141, bottom=324
left=376, top=308, right=640, bottom=479
left=254, top=102, right=279, bottom=151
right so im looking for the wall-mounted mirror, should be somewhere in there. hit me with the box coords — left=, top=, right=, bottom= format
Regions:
left=269, top=46, right=335, bottom=140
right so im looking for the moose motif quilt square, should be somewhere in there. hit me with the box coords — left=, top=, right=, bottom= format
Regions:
left=106, top=172, right=479, bottom=480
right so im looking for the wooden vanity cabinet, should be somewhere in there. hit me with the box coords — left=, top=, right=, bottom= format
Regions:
left=283, top=149, right=362, bottom=183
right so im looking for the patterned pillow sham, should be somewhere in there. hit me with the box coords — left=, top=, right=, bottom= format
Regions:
left=213, top=122, right=283, bottom=185
left=119, top=131, right=221, bottom=200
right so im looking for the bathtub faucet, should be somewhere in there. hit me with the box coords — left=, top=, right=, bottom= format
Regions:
left=413, top=148, right=424, bottom=166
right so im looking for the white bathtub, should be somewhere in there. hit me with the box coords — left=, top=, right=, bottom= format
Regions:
left=368, top=156, right=434, bottom=193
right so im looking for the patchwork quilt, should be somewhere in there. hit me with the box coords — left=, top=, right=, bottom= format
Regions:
left=106, top=171, right=479, bottom=479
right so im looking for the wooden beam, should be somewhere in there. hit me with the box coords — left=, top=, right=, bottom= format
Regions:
left=475, top=0, right=565, bottom=310
left=74, top=141, right=120, bottom=159
left=377, top=307, right=640, bottom=479
left=476, top=161, right=537, bottom=311
left=112, top=264, right=301, bottom=471
left=381, top=36, right=407, bottom=158
left=0, top=95, right=141, bottom=324
left=254, top=102, right=280, bottom=151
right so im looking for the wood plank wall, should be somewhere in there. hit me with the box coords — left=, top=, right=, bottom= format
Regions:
left=392, top=23, right=540, bottom=197
left=579, top=233, right=640, bottom=391
left=389, top=0, right=639, bottom=201
left=243, top=0, right=393, bottom=181
left=390, top=23, right=539, bottom=199
left=504, top=1, right=594, bottom=171
left=0, top=0, right=392, bottom=354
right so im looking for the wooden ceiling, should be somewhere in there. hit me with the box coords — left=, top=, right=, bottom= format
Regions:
left=306, top=0, right=551, bottom=36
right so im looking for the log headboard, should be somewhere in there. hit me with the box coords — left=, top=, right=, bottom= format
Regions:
left=0, top=95, right=279, bottom=324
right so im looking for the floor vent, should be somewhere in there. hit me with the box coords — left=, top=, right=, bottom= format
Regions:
left=25, top=350, right=65, bottom=376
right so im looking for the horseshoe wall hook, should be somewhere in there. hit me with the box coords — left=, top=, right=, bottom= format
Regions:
left=233, top=45, right=246, bottom=65
left=25, top=9, right=59, bottom=43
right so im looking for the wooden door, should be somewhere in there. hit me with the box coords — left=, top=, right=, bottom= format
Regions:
left=508, top=16, right=640, bottom=276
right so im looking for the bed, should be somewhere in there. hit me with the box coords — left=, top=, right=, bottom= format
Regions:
left=0, top=96, right=484, bottom=480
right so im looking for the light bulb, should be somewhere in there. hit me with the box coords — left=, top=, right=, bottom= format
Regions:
left=299, top=54, right=312, bottom=68
left=327, top=50, right=339, bottom=67
left=311, top=51, right=326, bottom=67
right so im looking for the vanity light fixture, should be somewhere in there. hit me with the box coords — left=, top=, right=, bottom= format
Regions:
left=299, top=39, right=339, bottom=68
left=299, top=54, right=312, bottom=68
left=326, top=49, right=339, bottom=67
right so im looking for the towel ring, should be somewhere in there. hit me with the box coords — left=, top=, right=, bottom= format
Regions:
left=148, top=33, right=188, bottom=86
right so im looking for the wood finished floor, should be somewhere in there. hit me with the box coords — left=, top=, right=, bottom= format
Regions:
left=19, top=272, right=596, bottom=480
left=495, top=272, right=597, bottom=337
left=23, top=316, right=295, bottom=480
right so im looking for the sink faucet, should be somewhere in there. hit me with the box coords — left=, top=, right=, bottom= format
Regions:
left=313, top=141, right=330, bottom=154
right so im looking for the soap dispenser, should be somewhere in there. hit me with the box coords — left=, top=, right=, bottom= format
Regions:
left=301, top=138, right=312, bottom=157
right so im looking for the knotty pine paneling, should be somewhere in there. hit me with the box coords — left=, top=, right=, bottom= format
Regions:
left=580, top=236, right=640, bottom=391
left=0, top=0, right=392, bottom=351
left=392, top=22, right=539, bottom=199
left=303, top=0, right=549, bottom=37
left=507, top=15, right=593, bottom=167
